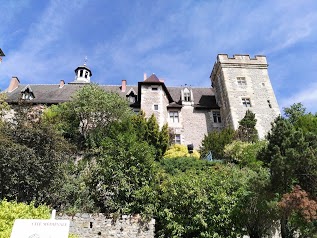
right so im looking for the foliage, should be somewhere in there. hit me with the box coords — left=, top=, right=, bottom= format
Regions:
left=0, top=92, right=10, bottom=121
left=278, top=185, right=317, bottom=237
left=232, top=167, right=278, bottom=238
left=163, top=144, right=200, bottom=159
left=159, top=157, right=214, bottom=175
left=0, top=113, right=74, bottom=204
left=0, top=200, right=50, bottom=237
left=236, top=109, right=258, bottom=142
left=284, top=102, right=306, bottom=124
left=43, top=84, right=133, bottom=148
left=200, top=127, right=235, bottom=160
left=258, top=116, right=317, bottom=237
left=131, top=111, right=169, bottom=160
left=85, top=123, right=158, bottom=217
left=48, top=160, right=96, bottom=214
left=284, top=103, right=317, bottom=135
left=224, top=140, right=266, bottom=168
left=156, top=165, right=253, bottom=238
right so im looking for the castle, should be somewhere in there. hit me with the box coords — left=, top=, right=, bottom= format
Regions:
left=4, top=54, right=280, bottom=148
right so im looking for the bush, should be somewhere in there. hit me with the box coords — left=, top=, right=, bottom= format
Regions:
left=0, top=200, right=50, bottom=237
left=163, top=144, right=200, bottom=159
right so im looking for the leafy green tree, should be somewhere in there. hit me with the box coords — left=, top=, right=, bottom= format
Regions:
left=258, top=116, right=317, bottom=237
left=200, top=127, right=235, bottom=160
left=158, top=123, right=169, bottom=158
left=43, top=84, right=132, bottom=148
left=0, top=109, right=74, bottom=204
left=284, top=103, right=317, bottom=135
left=131, top=111, right=169, bottom=160
left=0, top=92, right=10, bottom=123
left=236, top=110, right=258, bottom=142
left=224, top=140, right=266, bottom=168
left=159, top=156, right=214, bottom=175
left=232, top=167, right=278, bottom=238
left=156, top=165, right=252, bottom=238
left=284, top=103, right=306, bottom=124
left=84, top=122, right=158, bottom=217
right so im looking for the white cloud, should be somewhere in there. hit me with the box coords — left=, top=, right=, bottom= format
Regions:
left=280, top=82, right=317, bottom=113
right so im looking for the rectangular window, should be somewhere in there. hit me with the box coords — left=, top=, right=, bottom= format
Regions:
left=237, top=77, right=246, bottom=85
left=174, top=134, right=181, bottom=144
left=152, top=87, right=158, bottom=91
left=242, top=98, right=252, bottom=107
left=169, top=111, right=179, bottom=123
left=267, top=100, right=272, bottom=108
left=154, top=104, right=158, bottom=110
left=212, top=111, right=221, bottom=123
left=184, top=92, right=191, bottom=102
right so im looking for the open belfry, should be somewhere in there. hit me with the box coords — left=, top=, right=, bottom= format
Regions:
left=4, top=54, right=280, bottom=148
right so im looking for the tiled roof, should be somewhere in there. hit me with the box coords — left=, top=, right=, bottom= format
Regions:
left=5, top=83, right=219, bottom=109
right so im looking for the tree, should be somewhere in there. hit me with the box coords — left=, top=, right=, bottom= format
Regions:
left=43, top=84, right=133, bottom=148
left=232, top=167, right=278, bottom=238
left=224, top=140, right=266, bottom=168
left=236, top=110, right=258, bottom=142
left=0, top=92, right=10, bottom=122
left=131, top=111, right=169, bottom=160
left=200, top=127, right=235, bottom=160
left=84, top=122, right=158, bottom=217
left=0, top=108, right=74, bottom=204
left=284, top=103, right=306, bottom=124
left=156, top=165, right=253, bottom=238
left=278, top=185, right=317, bottom=237
left=159, top=156, right=214, bottom=175
left=258, top=116, right=317, bottom=237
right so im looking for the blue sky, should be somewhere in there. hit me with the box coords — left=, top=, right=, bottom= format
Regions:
left=1, top=0, right=317, bottom=113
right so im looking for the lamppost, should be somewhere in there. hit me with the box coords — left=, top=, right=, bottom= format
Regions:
left=0, top=48, right=5, bottom=63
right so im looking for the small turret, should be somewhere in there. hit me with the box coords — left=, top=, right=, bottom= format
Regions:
left=70, top=58, right=92, bottom=84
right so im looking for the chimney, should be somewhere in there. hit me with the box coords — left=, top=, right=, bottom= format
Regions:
left=143, top=73, right=147, bottom=81
left=59, top=80, right=65, bottom=88
left=159, top=78, right=165, bottom=83
left=121, top=79, right=127, bottom=92
left=8, top=76, right=20, bottom=92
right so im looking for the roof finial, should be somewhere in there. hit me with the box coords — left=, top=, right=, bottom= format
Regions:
left=84, top=56, right=88, bottom=66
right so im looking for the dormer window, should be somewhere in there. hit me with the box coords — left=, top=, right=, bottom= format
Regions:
left=184, top=91, right=190, bottom=101
left=181, top=87, right=193, bottom=103
left=129, top=95, right=136, bottom=103
left=21, top=86, right=35, bottom=100
left=126, top=89, right=137, bottom=104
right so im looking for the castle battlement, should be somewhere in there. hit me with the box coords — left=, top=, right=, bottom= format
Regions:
left=217, top=54, right=267, bottom=65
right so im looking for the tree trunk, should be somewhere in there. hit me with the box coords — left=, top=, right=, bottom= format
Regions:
left=280, top=217, right=292, bottom=238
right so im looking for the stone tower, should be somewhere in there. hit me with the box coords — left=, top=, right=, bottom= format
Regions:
left=210, top=54, right=280, bottom=138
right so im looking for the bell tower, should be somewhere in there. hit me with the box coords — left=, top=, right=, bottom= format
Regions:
left=70, top=58, right=92, bottom=84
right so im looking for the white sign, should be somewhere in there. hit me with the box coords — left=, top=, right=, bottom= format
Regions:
left=10, top=219, right=70, bottom=238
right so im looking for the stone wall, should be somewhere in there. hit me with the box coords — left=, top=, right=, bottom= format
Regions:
left=57, top=214, right=155, bottom=238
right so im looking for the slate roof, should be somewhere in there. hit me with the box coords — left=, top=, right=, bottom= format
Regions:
left=5, top=82, right=219, bottom=109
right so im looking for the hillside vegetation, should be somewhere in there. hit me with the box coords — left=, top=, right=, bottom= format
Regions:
left=1, top=86, right=316, bottom=238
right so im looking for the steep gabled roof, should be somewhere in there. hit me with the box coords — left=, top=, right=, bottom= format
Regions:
left=143, top=74, right=161, bottom=83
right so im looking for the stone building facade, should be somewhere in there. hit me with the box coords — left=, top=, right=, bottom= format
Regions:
left=210, top=54, right=280, bottom=138
left=4, top=54, right=280, bottom=148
